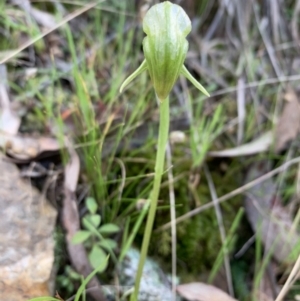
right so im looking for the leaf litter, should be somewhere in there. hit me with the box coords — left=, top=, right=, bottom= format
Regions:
left=0, top=133, right=61, bottom=161
left=176, top=282, right=237, bottom=301
left=275, top=88, right=300, bottom=153
left=244, top=162, right=300, bottom=265
left=208, top=131, right=273, bottom=157
left=0, top=64, right=61, bottom=162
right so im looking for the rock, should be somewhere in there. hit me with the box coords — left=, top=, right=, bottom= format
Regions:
left=118, top=248, right=177, bottom=301
left=0, top=153, right=57, bottom=300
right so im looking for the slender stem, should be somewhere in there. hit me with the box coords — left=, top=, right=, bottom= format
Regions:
left=132, top=96, right=170, bottom=300
left=166, top=143, right=177, bottom=300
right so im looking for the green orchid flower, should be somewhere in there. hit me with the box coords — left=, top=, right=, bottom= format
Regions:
left=120, top=1, right=209, bottom=101
left=120, top=3, right=210, bottom=300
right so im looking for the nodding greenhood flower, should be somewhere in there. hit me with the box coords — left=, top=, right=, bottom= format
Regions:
left=120, top=1, right=209, bottom=101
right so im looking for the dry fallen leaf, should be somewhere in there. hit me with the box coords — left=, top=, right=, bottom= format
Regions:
left=0, top=64, right=60, bottom=161
left=254, top=266, right=277, bottom=301
left=209, top=132, right=273, bottom=157
left=244, top=162, right=300, bottom=264
left=275, top=89, right=300, bottom=152
left=176, top=282, right=238, bottom=301
left=0, top=152, right=57, bottom=300
left=0, top=132, right=60, bottom=161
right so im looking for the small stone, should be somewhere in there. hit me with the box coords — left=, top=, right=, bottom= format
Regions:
left=170, top=131, right=186, bottom=144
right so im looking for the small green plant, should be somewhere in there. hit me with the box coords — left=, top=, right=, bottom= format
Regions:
left=72, top=197, right=120, bottom=270
left=56, top=265, right=82, bottom=296
left=27, top=257, right=108, bottom=301
left=120, top=2, right=209, bottom=300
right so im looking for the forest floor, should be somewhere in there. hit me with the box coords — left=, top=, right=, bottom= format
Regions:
left=1, top=1, right=300, bottom=301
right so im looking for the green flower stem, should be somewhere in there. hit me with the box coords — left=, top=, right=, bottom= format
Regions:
left=132, top=96, right=170, bottom=300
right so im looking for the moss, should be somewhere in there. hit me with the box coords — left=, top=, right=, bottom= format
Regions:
left=149, top=156, right=243, bottom=280
left=121, top=141, right=243, bottom=280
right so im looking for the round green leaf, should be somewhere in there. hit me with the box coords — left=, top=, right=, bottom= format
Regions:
left=88, top=245, right=107, bottom=270
left=98, top=238, right=117, bottom=251
left=71, top=230, right=91, bottom=244
left=85, top=197, right=98, bottom=214
left=82, top=215, right=93, bottom=231
left=98, top=223, right=120, bottom=235
left=89, top=214, right=101, bottom=227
